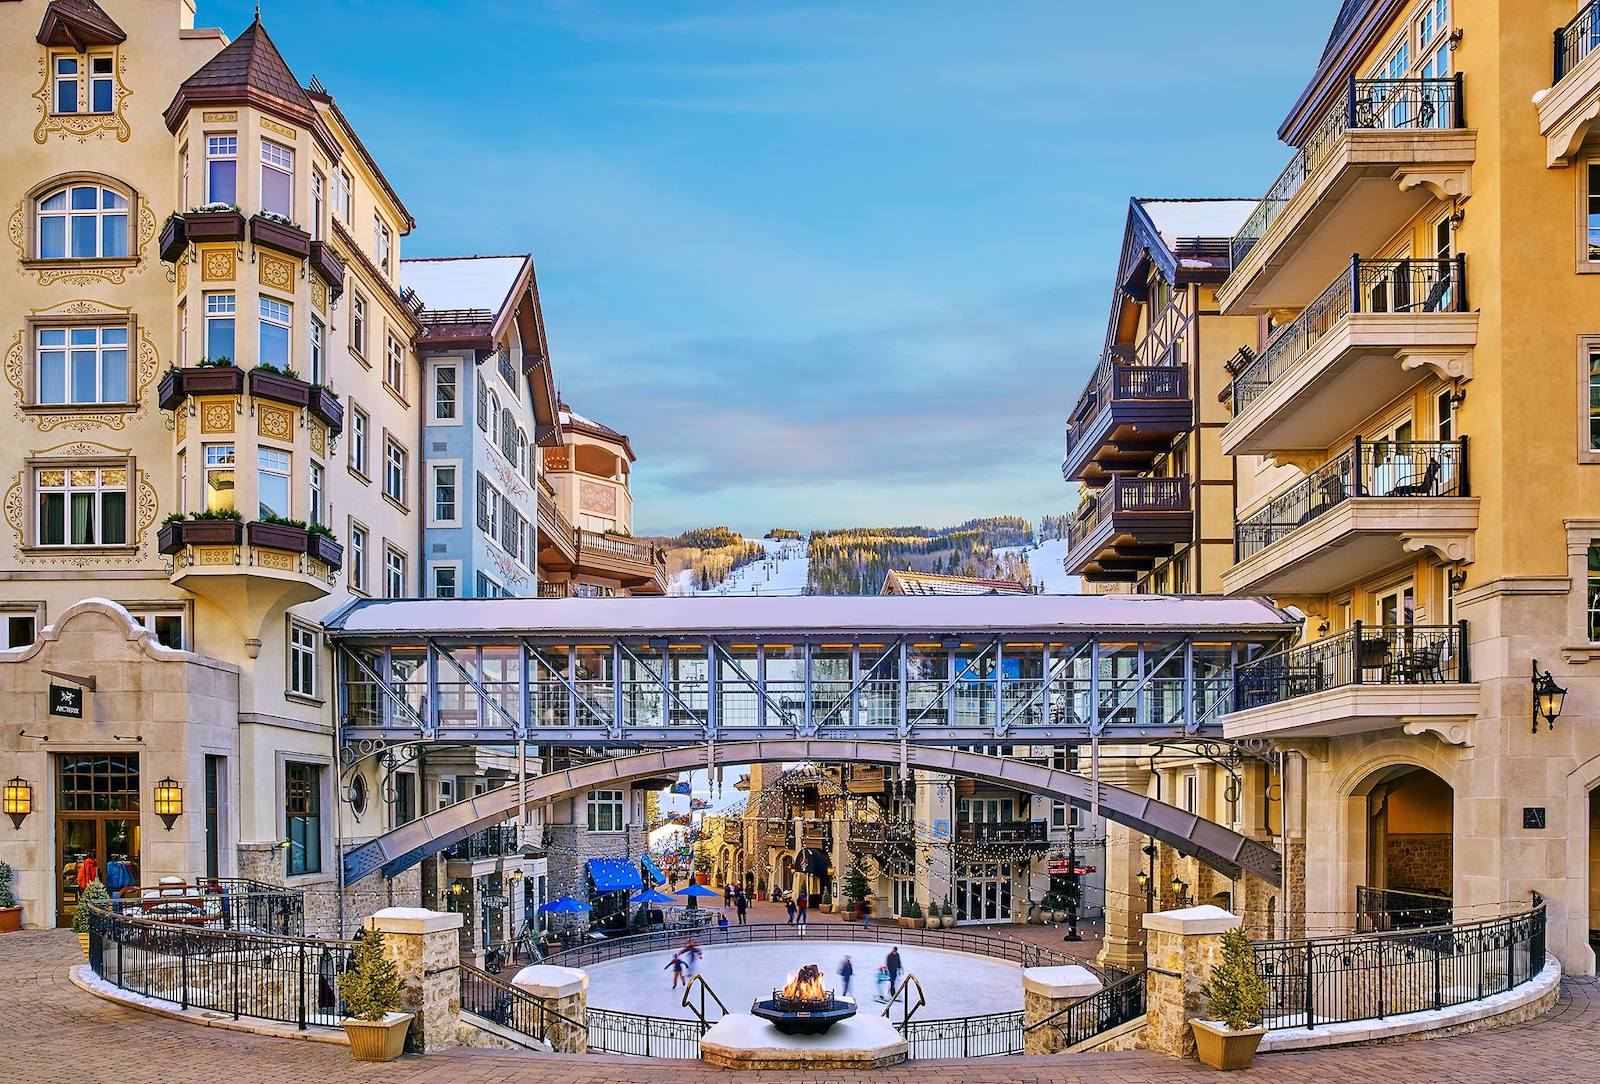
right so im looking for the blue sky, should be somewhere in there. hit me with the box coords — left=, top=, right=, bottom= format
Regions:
left=225, top=1, right=1333, bottom=535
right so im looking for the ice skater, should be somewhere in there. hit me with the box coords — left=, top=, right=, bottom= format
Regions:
left=665, top=952, right=687, bottom=990
left=874, top=963, right=890, bottom=1002
left=838, top=955, right=854, bottom=998
left=885, top=947, right=902, bottom=998
left=681, top=936, right=703, bottom=978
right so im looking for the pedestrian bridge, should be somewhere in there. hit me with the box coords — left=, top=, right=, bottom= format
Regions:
left=341, top=739, right=1285, bottom=885
left=326, top=593, right=1292, bottom=745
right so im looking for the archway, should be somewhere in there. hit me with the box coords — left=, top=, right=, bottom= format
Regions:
left=342, top=739, right=1283, bottom=886
left=1355, top=764, right=1453, bottom=929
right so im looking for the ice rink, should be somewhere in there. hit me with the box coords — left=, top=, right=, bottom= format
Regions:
left=583, top=938, right=1026, bottom=1019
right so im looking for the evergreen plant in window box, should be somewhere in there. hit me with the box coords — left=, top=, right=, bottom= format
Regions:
left=307, top=522, right=344, bottom=570
left=158, top=510, right=243, bottom=554
left=308, top=383, right=343, bottom=436
left=248, top=363, right=310, bottom=408
left=158, top=213, right=188, bottom=263
left=157, top=366, right=185, bottom=411
left=249, top=514, right=309, bottom=554
left=249, top=212, right=310, bottom=259
left=182, top=205, right=246, bottom=244
left=308, top=240, right=346, bottom=300
left=181, top=357, right=244, bottom=398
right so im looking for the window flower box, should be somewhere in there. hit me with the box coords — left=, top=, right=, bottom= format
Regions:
left=159, top=216, right=188, bottom=263
left=309, top=386, right=343, bottom=436
left=249, top=367, right=310, bottom=408
left=182, top=208, right=247, bottom=245
left=250, top=214, right=310, bottom=260
left=248, top=520, right=309, bottom=554
left=157, top=369, right=185, bottom=412
left=308, top=530, right=344, bottom=570
left=158, top=517, right=243, bottom=555
left=182, top=363, right=245, bottom=398
left=308, top=240, right=346, bottom=301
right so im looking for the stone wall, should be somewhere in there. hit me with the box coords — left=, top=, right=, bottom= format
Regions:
left=237, top=841, right=421, bottom=939
left=1385, top=834, right=1452, bottom=895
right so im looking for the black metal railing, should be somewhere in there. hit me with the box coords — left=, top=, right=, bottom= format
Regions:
left=1556, top=2, right=1600, bottom=80
left=1235, top=437, right=1469, bottom=561
left=106, top=879, right=305, bottom=937
left=1233, top=256, right=1468, bottom=412
left=955, top=819, right=1049, bottom=845
left=1356, top=886, right=1454, bottom=932
left=88, top=903, right=353, bottom=1029
left=1066, top=476, right=1190, bottom=552
left=1253, top=899, right=1545, bottom=1030
left=1232, top=74, right=1464, bottom=266
left=1024, top=966, right=1148, bottom=1049
left=1062, top=357, right=1188, bottom=468
left=460, top=961, right=584, bottom=1046
left=1232, top=621, right=1469, bottom=711
left=903, top=1009, right=1024, bottom=1058
left=585, top=1006, right=705, bottom=1058
left=445, top=823, right=521, bottom=861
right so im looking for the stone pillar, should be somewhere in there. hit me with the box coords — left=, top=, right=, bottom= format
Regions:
left=1021, top=964, right=1103, bottom=1054
left=366, top=906, right=464, bottom=1053
left=1096, top=761, right=1152, bottom=972
left=1141, top=904, right=1239, bottom=1059
left=512, top=964, right=589, bottom=1053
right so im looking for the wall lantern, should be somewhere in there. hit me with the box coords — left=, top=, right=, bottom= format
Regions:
left=1532, top=661, right=1567, bottom=733
left=1135, top=870, right=1149, bottom=891
left=1170, top=876, right=1187, bottom=899
left=3, top=776, right=32, bottom=828
left=153, top=776, right=184, bottom=830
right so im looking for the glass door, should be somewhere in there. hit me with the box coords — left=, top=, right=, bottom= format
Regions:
left=54, top=752, right=141, bottom=927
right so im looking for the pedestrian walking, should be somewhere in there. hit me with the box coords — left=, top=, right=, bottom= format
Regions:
left=861, top=896, right=873, bottom=927
left=785, top=898, right=797, bottom=925
left=885, top=947, right=902, bottom=996
left=838, top=955, right=854, bottom=998
left=797, top=893, right=809, bottom=926
left=874, top=964, right=890, bottom=1002
left=735, top=890, right=748, bottom=924
left=724, top=883, right=733, bottom=906
left=665, top=953, right=687, bottom=990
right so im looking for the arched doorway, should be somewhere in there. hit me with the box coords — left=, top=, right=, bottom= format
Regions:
left=1589, top=786, right=1600, bottom=962
left=1359, top=765, right=1453, bottom=929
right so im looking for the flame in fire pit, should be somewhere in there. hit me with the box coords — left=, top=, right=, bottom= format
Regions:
left=780, top=964, right=828, bottom=1004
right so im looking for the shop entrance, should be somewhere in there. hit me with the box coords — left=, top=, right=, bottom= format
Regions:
left=54, top=753, right=141, bottom=927
left=955, top=860, right=1013, bottom=923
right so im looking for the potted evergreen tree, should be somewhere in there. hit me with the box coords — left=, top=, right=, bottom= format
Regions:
left=337, top=928, right=413, bottom=1062
left=897, top=898, right=924, bottom=929
left=0, top=862, right=20, bottom=932
left=842, top=858, right=868, bottom=921
left=71, top=879, right=108, bottom=955
left=1191, top=926, right=1270, bottom=1070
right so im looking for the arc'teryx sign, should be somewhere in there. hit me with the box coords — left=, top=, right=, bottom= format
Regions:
left=49, top=683, right=83, bottom=718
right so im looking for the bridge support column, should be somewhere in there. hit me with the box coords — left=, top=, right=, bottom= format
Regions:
left=1021, top=965, right=1102, bottom=1054
left=512, top=965, right=589, bottom=1053
left=1141, top=904, right=1239, bottom=1059
left=366, top=907, right=464, bottom=1053
left=1096, top=762, right=1152, bottom=973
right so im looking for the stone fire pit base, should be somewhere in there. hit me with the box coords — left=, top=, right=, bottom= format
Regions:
left=700, top=1009, right=907, bottom=1070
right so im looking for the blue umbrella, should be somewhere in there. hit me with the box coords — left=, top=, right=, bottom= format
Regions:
left=539, top=896, right=591, bottom=913
left=631, top=888, right=675, bottom=905
left=676, top=882, right=720, bottom=909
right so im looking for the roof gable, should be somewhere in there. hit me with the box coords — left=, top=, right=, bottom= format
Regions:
left=37, top=0, right=126, bottom=49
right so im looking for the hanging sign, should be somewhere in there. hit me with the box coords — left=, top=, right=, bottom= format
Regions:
left=49, top=683, right=83, bottom=718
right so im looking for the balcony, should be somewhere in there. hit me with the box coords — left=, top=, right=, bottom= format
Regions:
left=1222, top=76, right=1473, bottom=315
left=1542, top=4, right=1600, bottom=166
left=850, top=820, right=916, bottom=850
left=1063, top=475, right=1191, bottom=582
left=1060, top=358, right=1190, bottom=485
left=1222, top=438, right=1477, bottom=596
left=844, top=765, right=890, bottom=794
left=445, top=824, right=522, bottom=863
left=576, top=529, right=668, bottom=595
left=1222, top=621, right=1478, bottom=740
left=1223, top=257, right=1475, bottom=456
left=535, top=488, right=578, bottom=572
left=954, top=820, right=1048, bottom=847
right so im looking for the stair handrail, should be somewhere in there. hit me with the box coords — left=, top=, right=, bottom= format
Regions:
left=680, top=972, right=728, bottom=1031
left=881, top=971, right=927, bottom=1028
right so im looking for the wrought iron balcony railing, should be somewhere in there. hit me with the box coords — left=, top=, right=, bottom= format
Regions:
left=1555, top=2, right=1600, bottom=81
left=1232, top=621, right=1469, bottom=712
left=1232, top=255, right=1468, bottom=413
left=1061, top=358, right=1188, bottom=470
left=1234, top=437, right=1468, bottom=562
left=1355, top=885, right=1454, bottom=932
left=1231, top=75, right=1465, bottom=268
left=1066, top=475, right=1191, bottom=553
left=445, top=823, right=521, bottom=861
left=955, top=820, right=1048, bottom=845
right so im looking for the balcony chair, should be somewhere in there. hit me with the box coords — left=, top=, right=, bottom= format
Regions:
left=1394, top=264, right=1453, bottom=314
left=1387, top=457, right=1441, bottom=498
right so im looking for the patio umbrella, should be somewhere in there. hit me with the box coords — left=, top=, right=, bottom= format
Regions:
left=676, top=882, right=720, bottom=909
left=631, top=888, right=675, bottom=905
left=539, top=896, right=591, bottom=913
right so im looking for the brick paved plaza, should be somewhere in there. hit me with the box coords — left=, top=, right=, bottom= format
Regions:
left=9, top=930, right=1596, bottom=1083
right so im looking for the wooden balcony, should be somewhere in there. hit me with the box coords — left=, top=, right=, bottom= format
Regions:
left=575, top=529, right=668, bottom=595
left=1063, top=475, right=1191, bottom=583
left=1060, top=359, right=1190, bottom=486
left=535, top=488, right=577, bottom=572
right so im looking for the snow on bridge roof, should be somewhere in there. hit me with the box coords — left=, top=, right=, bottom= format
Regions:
left=326, top=593, right=1295, bottom=639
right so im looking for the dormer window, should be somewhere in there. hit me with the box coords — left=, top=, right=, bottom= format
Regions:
left=36, top=183, right=128, bottom=260
left=50, top=53, right=114, bottom=115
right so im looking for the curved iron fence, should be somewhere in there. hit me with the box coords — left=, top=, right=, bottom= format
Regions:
left=105, top=879, right=304, bottom=937
left=460, top=961, right=585, bottom=1049
left=586, top=1006, right=705, bottom=1058
left=903, top=1009, right=1025, bottom=1058
left=1024, top=966, right=1147, bottom=1049
left=1252, top=900, right=1546, bottom=1030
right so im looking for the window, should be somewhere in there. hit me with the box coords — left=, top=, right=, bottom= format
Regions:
left=349, top=406, right=369, bottom=476
left=432, top=564, right=458, bottom=598
left=311, top=170, right=325, bottom=240
left=176, top=449, right=186, bottom=515
left=489, top=392, right=501, bottom=444
left=349, top=523, right=368, bottom=592
left=432, top=464, right=457, bottom=524
left=53, top=56, right=79, bottom=114
left=36, top=325, right=128, bottom=405
left=309, top=317, right=325, bottom=385
left=383, top=437, right=407, bottom=504
left=433, top=364, right=457, bottom=421
left=177, top=301, right=188, bottom=368
left=498, top=347, right=516, bottom=387
left=133, top=609, right=183, bottom=649
left=4, top=613, right=37, bottom=649
left=499, top=408, right=518, bottom=463
left=203, top=444, right=235, bottom=513
left=393, top=771, right=415, bottom=826
left=206, top=135, right=238, bottom=205
left=1588, top=342, right=1600, bottom=453
left=284, top=762, right=322, bottom=876
left=334, top=166, right=352, bottom=224
left=35, top=464, right=126, bottom=546
left=373, top=215, right=392, bottom=276
left=587, top=789, right=624, bottom=832
left=204, top=293, right=235, bottom=362
left=289, top=622, right=317, bottom=697
left=36, top=184, right=128, bottom=260
left=1182, top=773, right=1198, bottom=814
left=51, top=54, right=114, bottom=115
left=260, top=139, right=294, bottom=218
left=258, top=447, right=291, bottom=520
left=384, top=545, right=406, bottom=598
left=1590, top=543, right=1600, bottom=641
left=476, top=571, right=507, bottom=598
left=258, top=298, right=291, bottom=370
left=308, top=461, right=324, bottom=527
left=478, top=474, right=500, bottom=537
left=350, top=293, right=367, bottom=357
left=385, top=333, right=405, bottom=397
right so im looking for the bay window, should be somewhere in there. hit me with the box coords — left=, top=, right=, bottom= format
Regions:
left=203, top=444, right=235, bottom=513
left=36, top=184, right=128, bottom=260
left=36, top=464, right=127, bottom=546
left=260, top=140, right=294, bottom=218
left=309, top=316, right=325, bottom=384
left=258, top=447, right=291, bottom=520
left=258, top=298, right=291, bottom=370
left=204, top=293, right=235, bottom=362
left=587, top=789, right=624, bottom=832
left=308, top=461, right=324, bottom=526
left=36, top=325, right=128, bottom=405
left=206, top=135, right=237, bottom=205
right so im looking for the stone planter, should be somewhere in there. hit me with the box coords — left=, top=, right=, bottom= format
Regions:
left=0, top=905, right=21, bottom=933
left=159, top=216, right=188, bottom=263
left=182, top=363, right=245, bottom=397
left=819, top=903, right=833, bottom=914
left=941, top=915, right=956, bottom=929
left=183, top=208, right=247, bottom=245
left=249, top=367, right=311, bottom=408
left=248, top=520, right=309, bottom=554
left=308, top=386, right=343, bottom=436
left=159, top=518, right=243, bottom=555
left=250, top=214, right=311, bottom=259
left=1190, top=1019, right=1265, bottom=1071
left=342, top=1012, right=413, bottom=1062
left=308, top=530, right=344, bottom=570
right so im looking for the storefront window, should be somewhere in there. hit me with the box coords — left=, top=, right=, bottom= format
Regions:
left=55, top=752, right=140, bottom=926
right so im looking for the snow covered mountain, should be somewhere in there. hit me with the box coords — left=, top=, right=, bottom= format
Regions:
left=671, top=537, right=810, bottom=596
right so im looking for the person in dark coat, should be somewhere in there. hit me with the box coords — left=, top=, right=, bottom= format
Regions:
left=735, top=890, right=749, bottom=924
left=885, top=947, right=902, bottom=996
left=785, top=898, right=797, bottom=924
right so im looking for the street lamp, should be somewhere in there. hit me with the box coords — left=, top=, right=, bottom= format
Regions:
left=1532, top=661, right=1567, bottom=733
left=153, top=776, right=183, bottom=830
left=1170, top=876, right=1188, bottom=907
left=3, top=776, right=32, bottom=829
left=1062, top=824, right=1082, bottom=942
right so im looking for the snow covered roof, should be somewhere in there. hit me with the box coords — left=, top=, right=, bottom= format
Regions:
left=558, top=399, right=634, bottom=458
left=400, top=255, right=528, bottom=318
left=881, top=570, right=1030, bottom=596
left=1136, top=199, right=1256, bottom=247
left=326, top=593, right=1295, bottom=639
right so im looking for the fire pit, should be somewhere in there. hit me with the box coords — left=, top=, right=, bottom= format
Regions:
left=750, top=964, right=858, bottom=1035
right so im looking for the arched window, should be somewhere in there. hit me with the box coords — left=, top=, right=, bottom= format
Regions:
left=489, top=391, right=501, bottom=444
left=517, top=429, right=529, bottom=479
left=36, top=182, right=129, bottom=260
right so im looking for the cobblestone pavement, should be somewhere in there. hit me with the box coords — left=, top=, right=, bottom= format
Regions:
left=9, top=930, right=1597, bottom=1083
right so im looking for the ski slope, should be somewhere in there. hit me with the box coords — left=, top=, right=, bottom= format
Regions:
left=995, top=538, right=1078, bottom=594
left=673, top=537, right=810, bottom=596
